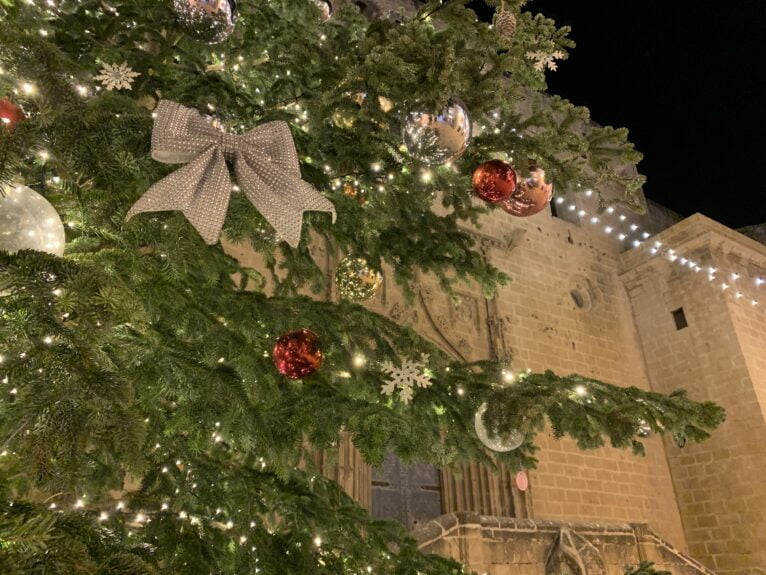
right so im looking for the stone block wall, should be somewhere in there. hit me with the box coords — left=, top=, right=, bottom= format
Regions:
left=621, top=214, right=766, bottom=574
left=451, top=204, right=687, bottom=548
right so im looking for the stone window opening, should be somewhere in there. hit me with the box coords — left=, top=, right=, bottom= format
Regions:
left=672, top=307, right=688, bottom=330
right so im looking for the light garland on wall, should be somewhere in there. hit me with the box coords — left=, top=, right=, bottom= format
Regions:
left=555, top=197, right=764, bottom=307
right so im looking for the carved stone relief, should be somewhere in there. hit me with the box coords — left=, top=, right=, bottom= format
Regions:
left=569, top=274, right=597, bottom=312
left=545, top=528, right=606, bottom=575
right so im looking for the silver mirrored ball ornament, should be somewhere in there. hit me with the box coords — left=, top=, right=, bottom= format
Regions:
left=402, top=99, right=471, bottom=165
left=0, top=185, right=65, bottom=257
left=474, top=402, right=524, bottom=453
left=173, top=0, right=237, bottom=44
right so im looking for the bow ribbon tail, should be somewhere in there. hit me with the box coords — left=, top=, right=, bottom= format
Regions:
left=235, top=151, right=336, bottom=248
left=126, top=146, right=232, bottom=245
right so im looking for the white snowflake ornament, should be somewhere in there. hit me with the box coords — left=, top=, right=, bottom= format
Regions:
left=380, top=353, right=433, bottom=404
left=525, top=50, right=566, bottom=72
left=94, top=62, right=140, bottom=91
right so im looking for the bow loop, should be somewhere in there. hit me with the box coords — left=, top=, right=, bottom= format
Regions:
left=126, top=100, right=335, bottom=247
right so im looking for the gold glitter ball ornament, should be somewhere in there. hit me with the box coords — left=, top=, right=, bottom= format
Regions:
left=173, top=0, right=237, bottom=44
left=336, top=256, right=382, bottom=301
left=474, top=402, right=524, bottom=452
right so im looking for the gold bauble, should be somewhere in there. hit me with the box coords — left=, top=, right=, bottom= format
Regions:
left=336, top=257, right=382, bottom=301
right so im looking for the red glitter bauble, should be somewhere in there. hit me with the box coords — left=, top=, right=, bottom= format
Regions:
left=0, top=99, right=25, bottom=131
left=501, top=167, right=553, bottom=217
left=472, top=159, right=517, bottom=204
left=272, top=329, right=324, bottom=380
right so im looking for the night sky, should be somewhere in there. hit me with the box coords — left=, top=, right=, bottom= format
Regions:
left=468, top=1, right=766, bottom=229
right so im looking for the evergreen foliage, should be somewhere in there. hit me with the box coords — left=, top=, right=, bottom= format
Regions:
left=0, top=0, right=723, bottom=572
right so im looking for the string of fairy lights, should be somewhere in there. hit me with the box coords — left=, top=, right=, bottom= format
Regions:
left=552, top=193, right=764, bottom=307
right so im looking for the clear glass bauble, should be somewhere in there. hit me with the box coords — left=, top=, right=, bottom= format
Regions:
left=173, top=0, right=237, bottom=44
left=474, top=402, right=524, bottom=452
left=0, top=185, right=65, bottom=257
left=402, top=99, right=471, bottom=165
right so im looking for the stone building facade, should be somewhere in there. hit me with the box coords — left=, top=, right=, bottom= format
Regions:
left=224, top=2, right=766, bottom=572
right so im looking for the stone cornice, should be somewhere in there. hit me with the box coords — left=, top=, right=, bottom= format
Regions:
left=619, top=213, right=766, bottom=280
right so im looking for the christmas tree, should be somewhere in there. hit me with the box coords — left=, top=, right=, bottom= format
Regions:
left=0, top=0, right=724, bottom=573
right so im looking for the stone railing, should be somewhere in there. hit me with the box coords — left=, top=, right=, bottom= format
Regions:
left=412, top=512, right=716, bottom=575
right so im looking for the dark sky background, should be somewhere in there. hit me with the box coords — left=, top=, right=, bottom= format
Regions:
left=468, top=1, right=766, bottom=229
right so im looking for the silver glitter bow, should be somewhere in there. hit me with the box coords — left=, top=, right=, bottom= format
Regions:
left=126, top=100, right=336, bottom=247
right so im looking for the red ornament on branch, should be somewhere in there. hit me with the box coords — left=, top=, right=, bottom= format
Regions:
left=272, top=329, right=324, bottom=379
left=0, top=99, right=25, bottom=130
left=501, top=166, right=553, bottom=217
left=472, top=159, right=517, bottom=204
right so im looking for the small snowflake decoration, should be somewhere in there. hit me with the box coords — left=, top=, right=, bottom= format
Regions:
left=525, top=50, right=566, bottom=72
left=94, top=62, right=140, bottom=91
left=380, top=353, right=433, bottom=404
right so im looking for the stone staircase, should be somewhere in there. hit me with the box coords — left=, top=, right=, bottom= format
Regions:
left=412, top=512, right=716, bottom=575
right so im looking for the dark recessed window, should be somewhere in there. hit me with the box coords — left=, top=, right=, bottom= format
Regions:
left=672, top=308, right=688, bottom=330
